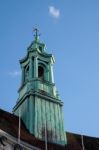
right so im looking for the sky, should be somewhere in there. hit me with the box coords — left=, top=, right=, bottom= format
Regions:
left=0, top=0, right=99, bottom=137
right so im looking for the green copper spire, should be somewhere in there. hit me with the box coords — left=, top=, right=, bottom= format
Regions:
left=13, top=30, right=67, bottom=146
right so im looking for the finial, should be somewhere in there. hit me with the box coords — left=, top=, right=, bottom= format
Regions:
left=33, top=28, right=40, bottom=42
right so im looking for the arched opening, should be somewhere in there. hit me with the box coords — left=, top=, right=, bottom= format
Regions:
left=38, top=66, right=44, bottom=79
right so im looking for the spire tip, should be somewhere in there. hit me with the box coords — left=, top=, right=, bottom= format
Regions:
left=33, top=28, right=40, bottom=42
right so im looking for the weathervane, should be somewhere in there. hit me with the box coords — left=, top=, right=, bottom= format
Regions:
left=33, top=28, right=41, bottom=41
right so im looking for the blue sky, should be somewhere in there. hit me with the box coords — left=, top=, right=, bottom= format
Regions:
left=0, top=0, right=99, bottom=137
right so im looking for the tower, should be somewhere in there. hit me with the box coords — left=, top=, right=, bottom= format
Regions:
left=13, top=29, right=66, bottom=145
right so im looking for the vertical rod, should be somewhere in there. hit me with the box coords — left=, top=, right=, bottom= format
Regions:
left=81, top=135, right=85, bottom=150
left=18, top=109, right=21, bottom=144
left=45, top=114, right=47, bottom=150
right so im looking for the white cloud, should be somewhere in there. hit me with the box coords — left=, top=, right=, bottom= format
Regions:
left=49, top=6, right=60, bottom=19
left=8, top=70, right=21, bottom=77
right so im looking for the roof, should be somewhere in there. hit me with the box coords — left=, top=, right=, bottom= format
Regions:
left=0, top=108, right=99, bottom=150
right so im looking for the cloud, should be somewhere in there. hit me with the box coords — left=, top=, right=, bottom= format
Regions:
left=49, top=6, right=60, bottom=19
left=8, top=70, right=21, bottom=77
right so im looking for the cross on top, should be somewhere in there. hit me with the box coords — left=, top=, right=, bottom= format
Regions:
left=33, top=28, right=40, bottom=41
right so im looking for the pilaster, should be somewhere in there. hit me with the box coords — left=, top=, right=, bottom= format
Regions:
left=34, top=56, right=38, bottom=78
left=29, top=57, right=33, bottom=79
left=21, top=67, right=25, bottom=85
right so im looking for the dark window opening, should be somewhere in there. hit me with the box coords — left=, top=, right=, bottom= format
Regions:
left=39, top=46, right=42, bottom=51
left=38, top=66, right=44, bottom=79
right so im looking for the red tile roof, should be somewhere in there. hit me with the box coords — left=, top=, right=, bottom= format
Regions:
left=0, top=108, right=99, bottom=150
